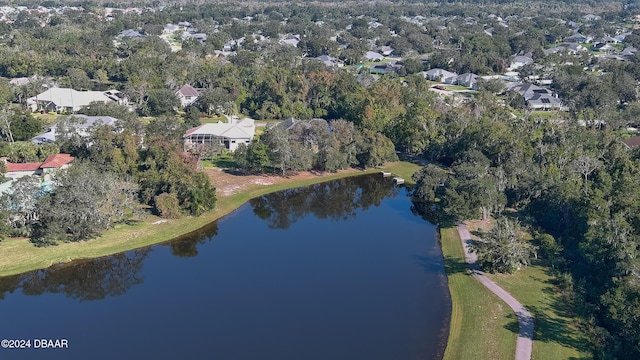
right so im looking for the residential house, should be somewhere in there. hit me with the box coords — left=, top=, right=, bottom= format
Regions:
left=423, top=68, right=458, bottom=83
left=315, top=55, right=343, bottom=67
left=583, top=14, right=601, bottom=22
left=32, top=115, right=118, bottom=144
left=508, top=55, right=533, bottom=70
left=509, top=83, right=562, bottom=110
left=3, top=153, right=74, bottom=181
left=26, top=87, right=116, bottom=112
left=455, top=73, right=479, bottom=89
left=176, top=84, right=200, bottom=108
left=564, top=33, right=591, bottom=44
left=378, top=46, right=394, bottom=56
left=365, top=51, right=385, bottom=61
left=592, top=43, right=616, bottom=53
left=279, top=37, right=300, bottom=47
left=369, top=62, right=402, bottom=75
left=118, top=29, right=145, bottom=39
left=183, top=117, right=256, bottom=152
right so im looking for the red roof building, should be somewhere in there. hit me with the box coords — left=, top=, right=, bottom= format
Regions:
left=3, top=154, right=74, bottom=180
left=40, top=153, right=74, bottom=168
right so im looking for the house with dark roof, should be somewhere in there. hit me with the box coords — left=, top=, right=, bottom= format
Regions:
left=184, top=117, right=256, bottom=152
left=176, top=84, right=200, bottom=108
left=564, top=33, right=591, bottom=44
left=455, top=73, right=479, bottom=89
left=423, top=68, right=458, bottom=83
left=314, top=55, right=343, bottom=67
left=509, top=83, right=562, bottom=110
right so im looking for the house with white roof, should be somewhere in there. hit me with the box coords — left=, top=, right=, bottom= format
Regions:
left=26, top=88, right=116, bottom=112
left=184, top=117, right=256, bottom=152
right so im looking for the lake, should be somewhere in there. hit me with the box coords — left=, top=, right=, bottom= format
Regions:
left=0, top=174, right=451, bottom=360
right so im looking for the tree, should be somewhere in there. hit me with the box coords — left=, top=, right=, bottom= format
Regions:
left=33, top=163, right=138, bottom=243
left=143, top=89, right=179, bottom=116
left=471, top=217, right=537, bottom=274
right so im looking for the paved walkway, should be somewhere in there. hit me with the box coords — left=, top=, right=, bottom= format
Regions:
left=457, top=223, right=534, bottom=360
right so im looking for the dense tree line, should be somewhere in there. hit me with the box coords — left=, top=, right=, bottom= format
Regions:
left=411, top=90, right=640, bottom=359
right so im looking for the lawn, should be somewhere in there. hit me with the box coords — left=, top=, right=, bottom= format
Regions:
left=0, top=161, right=422, bottom=277
left=487, top=264, right=590, bottom=359
left=465, top=220, right=590, bottom=359
left=440, top=227, right=516, bottom=360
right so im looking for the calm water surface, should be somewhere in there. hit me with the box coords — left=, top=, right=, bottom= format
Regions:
left=0, top=174, right=450, bottom=360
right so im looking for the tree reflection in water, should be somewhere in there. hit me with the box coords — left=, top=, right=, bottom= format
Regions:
left=249, top=174, right=398, bottom=229
left=167, top=221, right=218, bottom=258
left=0, top=248, right=150, bottom=301
left=0, top=174, right=396, bottom=301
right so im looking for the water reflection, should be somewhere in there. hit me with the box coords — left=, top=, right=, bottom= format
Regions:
left=249, top=175, right=398, bottom=229
left=0, top=175, right=399, bottom=302
left=167, top=221, right=218, bottom=257
left=0, top=249, right=150, bottom=301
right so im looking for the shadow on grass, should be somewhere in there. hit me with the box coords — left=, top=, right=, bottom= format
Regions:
left=529, top=305, right=586, bottom=352
left=442, top=254, right=471, bottom=276
left=214, top=158, right=237, bottom=168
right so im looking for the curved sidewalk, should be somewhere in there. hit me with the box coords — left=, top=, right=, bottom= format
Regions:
left=457, top=223, right=534, bottom=360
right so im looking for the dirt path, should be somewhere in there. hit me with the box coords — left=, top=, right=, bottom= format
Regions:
left=457, top=223, right=534, bottom=360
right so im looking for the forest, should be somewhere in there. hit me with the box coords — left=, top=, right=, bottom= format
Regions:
left=0, top=0, right=638, bottom=358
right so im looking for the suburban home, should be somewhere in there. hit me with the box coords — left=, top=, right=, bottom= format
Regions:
left=315, top=55, right=344, bottom=67
left=509, top=55, right=533, bottom=70
left=423, top=68, right=458, bottom=83
left=183, top=116, right=256, bottom=152
left=26, top=87, right=118, bottom=112
left=565, top=33, right=590, bottom=43
left=455, top=73, right=479, bottom=89
left=365, top=51, right=385, bottom=61
left=176, top=84, right=200, bottom=108
left=509, top=83, right=563, bottom=110
left=378, top=46, right=394, bottom=56
left=592, top=43, right=616, bottom=53
left=3, top=153, right=74, bottom=181
left=32, top=115, right=118, bottom=144
left=118, top=29, right=145, bottom=39
left=369, top=62, right=402, bottom=75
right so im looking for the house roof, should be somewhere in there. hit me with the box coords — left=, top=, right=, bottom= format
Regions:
left=177, top=84, right=199, bottom=97
left=365, top=51, right=384, bottom=60
left=5, top=153, right=74, bottom=172
left=31, top=115, right=117, bottom=144
left=26, top=88, right=112, bottom=109
left=6, top=162, right=41, bottom=172
left=456, top=73, right=478, bottom=83
left=184, top=118, right=256, bottom=140
left=623, top=136, right=640, bottom=148
left=40, top=153, right=74, bottom=168
left=424, top=68, right=458, bottom=79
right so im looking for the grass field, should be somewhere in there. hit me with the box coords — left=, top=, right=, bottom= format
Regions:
left=0, top=161, right=422, bottom=277
left=487, top=264, right=590, bottom=359
left=440, top=227, right=516, bottom=360
left=463, top=220, right=590, bottom=359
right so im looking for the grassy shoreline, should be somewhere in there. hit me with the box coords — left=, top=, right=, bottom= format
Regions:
left=0, top=161, right=420, bottom=277
left=439, top=227, right=516, bottom=360
left=441, top=221, right=590, bottom=360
